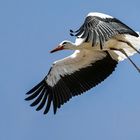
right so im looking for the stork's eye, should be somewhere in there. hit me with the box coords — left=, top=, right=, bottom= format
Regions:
left=62, top=42, right=67, bottom=45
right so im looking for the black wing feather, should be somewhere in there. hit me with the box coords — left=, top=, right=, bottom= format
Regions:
left=25, top=52, right=118, bottom=115
left=70, top=16, right=139, bottom=47
left=44, top=94, right=53, bottom=114
left=36, top=91, right=48, bottom=111
left=30, top=87, right=45, bottom=107
left=25, top=83, right=44, bottom=100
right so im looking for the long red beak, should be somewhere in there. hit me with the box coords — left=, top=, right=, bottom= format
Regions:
left=50, top=45, right=64, bottom=53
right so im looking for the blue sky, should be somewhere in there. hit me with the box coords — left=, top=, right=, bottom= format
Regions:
left=0, top=0, right=140, bottom=140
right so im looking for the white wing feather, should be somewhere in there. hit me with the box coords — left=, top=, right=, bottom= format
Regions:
left=46, top=50, right=106, bottom=87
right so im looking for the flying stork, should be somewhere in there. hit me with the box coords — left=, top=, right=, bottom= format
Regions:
left=25, top=12, right=140, bottom=115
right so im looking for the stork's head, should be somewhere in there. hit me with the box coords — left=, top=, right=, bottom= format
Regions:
left=50, top=40, right=75, bottom=53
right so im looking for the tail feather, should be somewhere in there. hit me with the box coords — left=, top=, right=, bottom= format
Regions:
left=114, top=32, right=140, bottom=61
left=124, top=32, right=140, bottom=54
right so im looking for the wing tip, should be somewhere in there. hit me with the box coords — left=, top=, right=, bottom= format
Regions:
left=25, top=79, right=52, bottom=114
left=70, top=33, right=75, bottom=36
left=70, top=29, right=74, bottom=33
left=26, top=80, right=45, bottom=95
left=134, top=32, right=139, bottom=37
left=25, top=97, right=31, bottom=101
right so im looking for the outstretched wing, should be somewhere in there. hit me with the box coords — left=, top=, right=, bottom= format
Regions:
left=70, top=12, right=138, bottom=48
left=25, top=50, right=118, bottom=115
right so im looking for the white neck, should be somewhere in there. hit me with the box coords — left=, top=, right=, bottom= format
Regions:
left=65, top=41, right=85, bottom=50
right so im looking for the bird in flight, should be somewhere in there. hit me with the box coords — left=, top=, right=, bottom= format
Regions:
left=25, top=12, right=140, bottom=115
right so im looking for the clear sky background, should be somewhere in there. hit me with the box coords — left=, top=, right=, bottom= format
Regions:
left=0, top=0, right=140, bottom=140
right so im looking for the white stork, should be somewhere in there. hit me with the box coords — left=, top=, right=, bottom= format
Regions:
left=25, top=12, right=140, bottom=115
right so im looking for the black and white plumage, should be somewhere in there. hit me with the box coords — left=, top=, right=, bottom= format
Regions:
left=70, top=12, right=139, bottom=48
left=26, top=51, right=118, bottom=114
left=25, top=12, right=140, bottom=115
